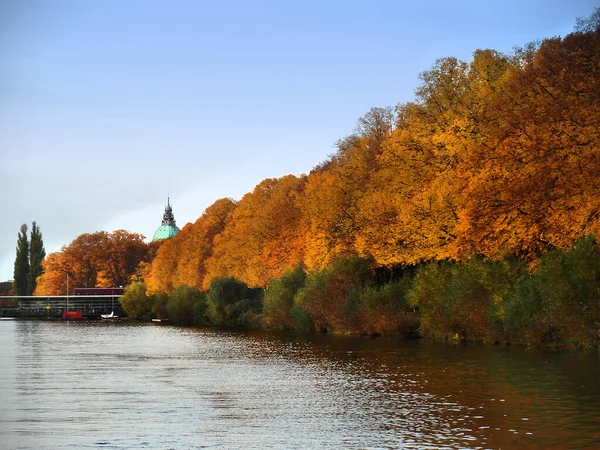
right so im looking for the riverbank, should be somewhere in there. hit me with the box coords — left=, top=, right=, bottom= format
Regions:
left=118, top=237, right=600, bottom=351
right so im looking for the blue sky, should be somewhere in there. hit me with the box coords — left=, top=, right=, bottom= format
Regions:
left=0, top=0, right=597, bottom=281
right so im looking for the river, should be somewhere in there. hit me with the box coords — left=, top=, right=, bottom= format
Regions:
left=0, top=320, right=599, bottom=449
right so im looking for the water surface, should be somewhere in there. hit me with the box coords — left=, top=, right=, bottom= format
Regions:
left=1, top=320, right=599, bottom=449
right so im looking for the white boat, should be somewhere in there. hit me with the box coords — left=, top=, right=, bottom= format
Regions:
left=101, top=311, right=116, bottom=319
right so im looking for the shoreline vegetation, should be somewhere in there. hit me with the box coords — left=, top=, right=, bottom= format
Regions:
left=33, top=11, right=600, bottom=350
left=120, top=235, right=600, bottom=350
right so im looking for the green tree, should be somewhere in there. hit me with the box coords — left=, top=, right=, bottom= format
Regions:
left=263, top=266, right=306, bottom=329
left=295, top=255, right=374, bottom=332
left=166, top=285, right=207, bottom=325
left=206, top=277, right=262, bottom=327
left=504, top=236, right=600, bottom=348
left=13, top=224, right=29, bottom=296
left=408, top=258, right=524, bottom=342
left=350, top=276, right=418, bottom=336
left=27, top=221, right=45, bottom=295
left=119, top=281, right=153, bottom=320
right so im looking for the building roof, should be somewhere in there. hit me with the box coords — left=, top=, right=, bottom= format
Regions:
left=152, top=225, right=179, bottom=241
left=152, top=198, right=180, bottom=241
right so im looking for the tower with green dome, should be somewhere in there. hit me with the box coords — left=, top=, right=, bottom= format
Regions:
left=152, top=198, right=181, bottom=241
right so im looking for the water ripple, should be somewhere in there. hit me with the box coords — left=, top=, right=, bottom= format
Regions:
left=1, top=321, right=599, bottom=449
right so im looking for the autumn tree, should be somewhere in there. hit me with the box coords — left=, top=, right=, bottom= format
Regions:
left=99, top=230, right=148, bottom=287
left=61, top=232, right=108, bottom=289
left=353, top=60, right=468, bottom=265
left=35, top=230, right=150, bottom=295
left=350, top=47, right=522, bottom=266
left=34, top=252, right=68, bottom=296
left=302, top=108, right=395, bottom=269
left=457, top=21, right=600, bottom=257
left=145, top=198, right=236, bottom=294
left=13, top=224, right=29, bottom=295
left=173, top=198, right=236, bottom=289
left=145, top=231, right=183, bottom=294
left=206, top=176, right=306, bottom=287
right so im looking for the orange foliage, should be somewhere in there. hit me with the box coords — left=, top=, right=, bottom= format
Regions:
left=303, top=108, right=395, bottom=269
left=34, top=252, right=69, bottom=296
left=145, top=198, right=236, bottom=294
left=34, top=230, right=149, bottom=295
left=457, top=28, right=600, bottom=257
left=206, top=176, right=306, bottom=287
left=142, top=16, right=600, bottom=291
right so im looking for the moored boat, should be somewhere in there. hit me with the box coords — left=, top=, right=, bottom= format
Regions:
left=62, top=311, right=83, bottom=320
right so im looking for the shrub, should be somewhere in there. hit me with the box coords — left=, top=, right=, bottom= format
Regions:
left=289, top=303, right=313, bottom=332
left=408, top=258, right=524, bottom=342
left=408, top=261, right=454, bottom=339
left=295, top=255, right=374, bottom=332
left=206, top=277, right=262, bottom=327
left=263, top=266, right=306, bottom=329
left=119, top=282, right=153, bottom=320
left=504, top=236, right=600, bottom=348
left=166, top=285, right=207, bottom=326
left=350, top=275, right=418, bottom=336
left=151, top=291, right=169, bottom=320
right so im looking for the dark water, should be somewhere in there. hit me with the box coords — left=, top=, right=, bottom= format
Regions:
left=1, top=321, right=599, bottom=449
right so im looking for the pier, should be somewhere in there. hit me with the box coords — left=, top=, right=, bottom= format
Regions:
left=0, top=294, right=125, bottom=318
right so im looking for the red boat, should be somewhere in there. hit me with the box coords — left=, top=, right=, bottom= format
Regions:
left=62, top=311, right=83, bottom=320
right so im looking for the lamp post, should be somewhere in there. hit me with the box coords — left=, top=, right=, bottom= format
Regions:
left=65, top=271, right=69, bottom=312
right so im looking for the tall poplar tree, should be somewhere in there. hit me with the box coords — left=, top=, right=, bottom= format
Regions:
left=28, top=221, right=46, bottom=295
left=13, top=224, right=29, bottom=296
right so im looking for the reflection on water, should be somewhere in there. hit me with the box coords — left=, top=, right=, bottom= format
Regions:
left=1, top=321, right=599, bottom=449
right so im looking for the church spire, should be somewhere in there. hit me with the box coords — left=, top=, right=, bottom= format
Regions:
left=162, top=198, right=176, bottom=226
left=153, top=197, right=181, bottom=241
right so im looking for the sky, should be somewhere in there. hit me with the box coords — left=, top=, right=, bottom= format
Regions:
left=0, top=0, right=597, bottom=281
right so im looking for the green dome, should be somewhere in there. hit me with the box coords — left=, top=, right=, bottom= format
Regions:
left=153, top=224, right=180, bottom=241
left=152, top=198, right=181, bottom=241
